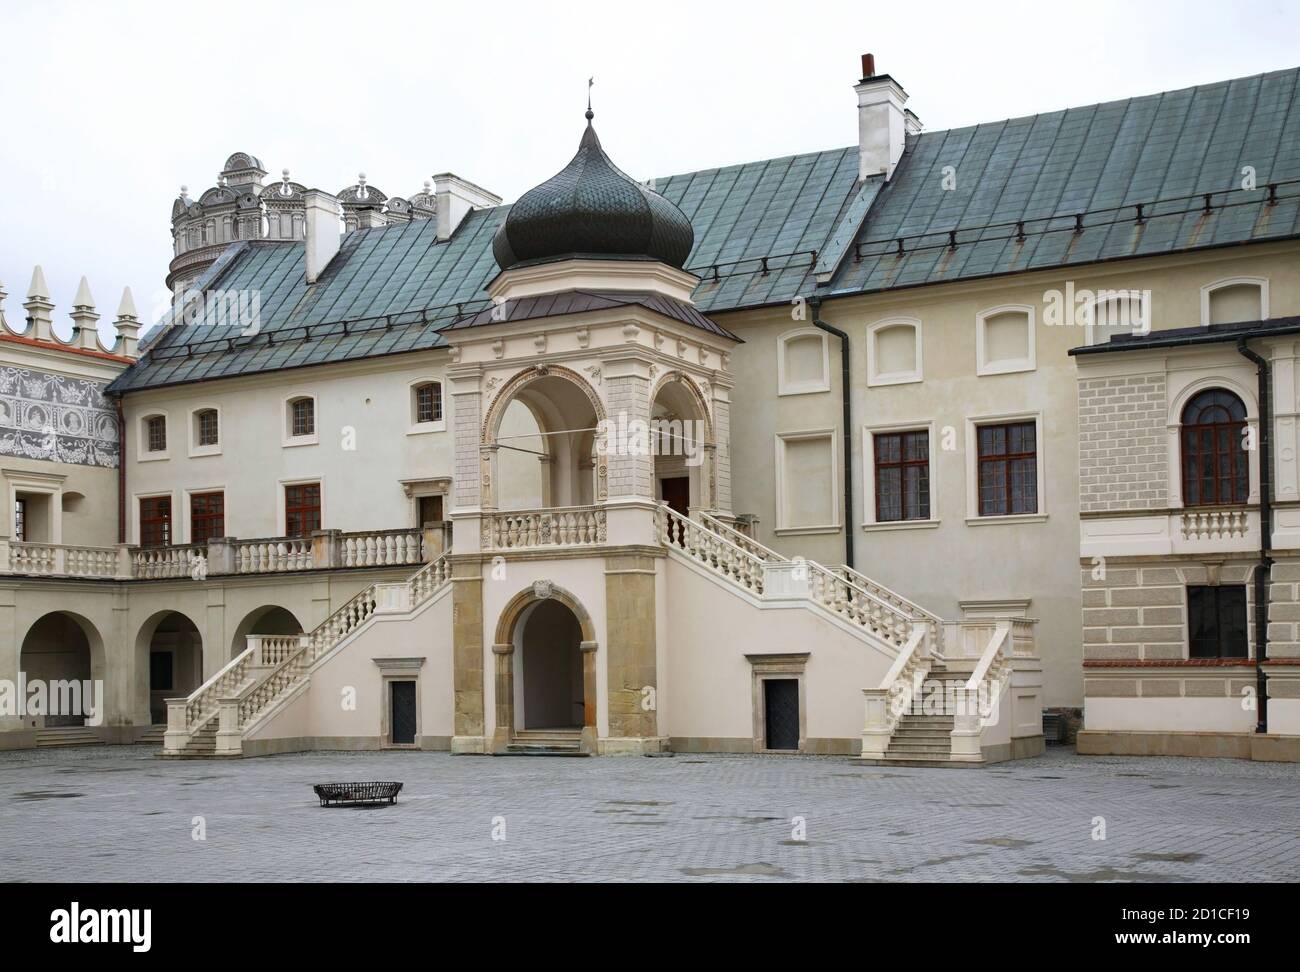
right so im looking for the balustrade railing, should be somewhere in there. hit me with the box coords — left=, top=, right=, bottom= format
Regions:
left=657, top=505, right=765, bottom=594
left=2, top=526, right=438, bottom=581
left=482, top=506, right=606, bottom=550
left=1180, top=508, right=1249, bottom=541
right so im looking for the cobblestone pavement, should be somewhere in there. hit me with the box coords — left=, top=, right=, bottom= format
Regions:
left=0, top=746, right=1296, bottom=883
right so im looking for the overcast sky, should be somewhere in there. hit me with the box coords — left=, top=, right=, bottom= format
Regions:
left=1, top=0, right=1298, bottom=342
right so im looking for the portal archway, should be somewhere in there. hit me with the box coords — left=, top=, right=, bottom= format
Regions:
left=651, top=371, right=714, bottom=515
left=483, top=366, right=607, bottom=511
left=19, top=612, right=105, bottom=728
left=134, top=611, right=204, bottom=725
left=230, top=605, right=304, bottom=661
left=491, top=583, right=598, bottom=751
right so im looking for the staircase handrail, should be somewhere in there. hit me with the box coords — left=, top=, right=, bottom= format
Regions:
left=657, top=504, right=766, bottom=594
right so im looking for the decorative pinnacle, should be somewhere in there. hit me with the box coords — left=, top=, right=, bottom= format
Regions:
left=179, top=185, right=189, bottom=201
left=27, top=265, right=50, bottom=301
left=72, top=275, right=95, bottom=310
left=116, top=287, right=138, bottom=321
left=280, top=168, right=292, bottom=197
left=357, top=172, right=368, bottom=200
left=423, top=179, right=432, bottom=194
left=586, top=76, right=594, bottom=121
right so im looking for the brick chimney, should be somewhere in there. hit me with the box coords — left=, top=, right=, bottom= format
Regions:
left=854, top=53, right=916, bottom=181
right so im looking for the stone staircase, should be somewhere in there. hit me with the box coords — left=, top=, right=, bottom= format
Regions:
left=135, top=725, right=166, bottom=746
left=501, top=728, right=587, bottom=757
left=36, top=726, right=103, bottom=748
left=163, top=556, right=451, bottom=758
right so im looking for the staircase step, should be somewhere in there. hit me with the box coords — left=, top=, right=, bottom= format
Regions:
left=36, top=727, right=102, bottom=748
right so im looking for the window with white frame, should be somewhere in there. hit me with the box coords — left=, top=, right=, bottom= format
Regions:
left=774, top=431, right=838, bottom=532
left=284, top=395, right=318, bottom=445
left=1084, top=290, right=1150, bottom=346
left=409, top=380, right=446, bottom=432
left=776, top=329, right=831, bottom=396
left=867, top=319, right=923, bottom=386
left=976, top=306, right=1036, bottom=375
left=138, top=413, right=169, bottom=461
left=964, top=413, right=1046, bottom=522
left=189, top=406, right=221, bottom=456
left=1202, top=277, right=1268, bottom=326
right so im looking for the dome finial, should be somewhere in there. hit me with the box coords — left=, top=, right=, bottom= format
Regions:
left=586, top=76, right=594, bottom=122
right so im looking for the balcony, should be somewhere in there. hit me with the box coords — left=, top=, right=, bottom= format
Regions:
left=1080, top=506, right=1260, bottom=558
left=480, top=505, right=606, bottom=551
left=0, top=523, right=450, bottom=582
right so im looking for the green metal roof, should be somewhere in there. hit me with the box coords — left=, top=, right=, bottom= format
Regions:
left=110, top=67, right=1300, bottom=395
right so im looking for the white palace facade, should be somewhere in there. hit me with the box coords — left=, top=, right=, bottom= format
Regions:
left=2, top=56, right=1299, bottom=763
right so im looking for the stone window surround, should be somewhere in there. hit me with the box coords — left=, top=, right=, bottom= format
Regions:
left=1200, top=276, right=1269, bottom=327
left=373, top=656, right=425, bottom=749
left=406, top=376, right=447, bottom=435
left=746, top=652, right=809, bottom=754
left=187, top=402, right=222, bottom=458
left=278, top=476, right=324, bottom=537
left=137, top=410, right=170, bottom=462
left=182, top=483, right=226, bottom=544
left=963, top=410, right=1047, bottom=526
left=4, top=468, right=66, bottom=544
left=975, top=304, right=1036, bottom=377
left=282, top=392, right=319, bottom=447
left=131, top=488, right=174, bottom=547
left=1167, top=374, right=1259, bottom=509
left=773, top=428, right=840, bottom=535
left=776, top=327, right=831, bottom=396
left=866, top=317, right=924, bottom=387
left=1081, top=290, right=1151, bottom=347
left=860, top=418, right=940, bottom=531
left=401, top=477, right=452, bottom=528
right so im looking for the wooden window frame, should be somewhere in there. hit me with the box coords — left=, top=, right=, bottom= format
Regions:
left=189, top=491, right=225, bottom=544
left=976, top=421, right=1038, bottom=517
left=1181, top=389, right=1249, bottom=508
left=873, top=429, right=931, bottom=522
left=284, top=482, right=321, bottom=538
left=139, top=495, right=173, bottom=548
left=14, top=498, right=26, bottom=542
left=146, top=415, right=167, bottom=453
left=196, top=409, right=219, bottom=447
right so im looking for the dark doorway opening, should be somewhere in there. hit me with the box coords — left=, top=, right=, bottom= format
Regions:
left=763, top=679, right=800, bottom=751
left=390, top=681, right=417, bottom=745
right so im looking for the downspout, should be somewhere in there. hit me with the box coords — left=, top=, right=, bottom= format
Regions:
left=810, top=296, right=854, bottom=569
left=1237, top=338, right=1270, bottom=734
left=115, top=398, right=126, bottom=544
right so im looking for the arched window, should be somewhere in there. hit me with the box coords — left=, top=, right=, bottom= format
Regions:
left=1181, top=389, right=1249, bottom=506
left=413, top=381, right=443, bottom=425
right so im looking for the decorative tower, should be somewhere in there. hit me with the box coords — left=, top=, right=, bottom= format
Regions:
left=439, top=108, right=736, bottom=758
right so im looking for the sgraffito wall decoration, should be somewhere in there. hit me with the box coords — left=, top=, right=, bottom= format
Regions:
left=0, top=366, right=119, bottom=468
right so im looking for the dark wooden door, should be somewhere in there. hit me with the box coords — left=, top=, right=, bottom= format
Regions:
left=661, top=477, right=690, bottom=517
left=390, top=681, right=417, bottom=745
left=764, top=679, right=800, bottom=751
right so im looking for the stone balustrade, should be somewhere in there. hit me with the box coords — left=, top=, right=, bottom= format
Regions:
left=1180, top=508, right=1250, bottom=541
left=0, top=525, right=439, bottom=582
left=481, top=506, right=607, bottom=550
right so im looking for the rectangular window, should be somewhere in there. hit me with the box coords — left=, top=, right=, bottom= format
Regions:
left=285, top=483, right=321, bottom=538
left=977, top=421, right=1037, bottom=516
left=291, top=399, right=315, bottom=437
left=416, top=384, right=443, bottom=424
left=139, top=496, right=172, bottom=547
left=146, top=416, right=167, bottom=452
left=190, top=492, right=225, bottom=544
left=14, top=499, right=25, bottom=542
left=197, top=410, right=219, bottom=446
left=1188, top=586, right=1248, bottom=659
left=874, top=430, right=930, bottom=522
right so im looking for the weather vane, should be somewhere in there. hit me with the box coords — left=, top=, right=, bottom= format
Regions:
left=587, top=76, right=594, bottom=120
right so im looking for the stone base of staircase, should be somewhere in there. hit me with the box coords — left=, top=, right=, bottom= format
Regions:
left=156, top=722, right=243, bottom=759
left=35, top=726, right=104, bottom=749
left=497, top=728, right=588, bottom=757
left=135, top=725, right=166, bottom=746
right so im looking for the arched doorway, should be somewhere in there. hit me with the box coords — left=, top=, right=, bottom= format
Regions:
left=19, top=612, right=104, bottom=728
left=486, top=368, right=605, bottom=511
left=651, top=373, right=712, bottom=517
left=230, top=605, right=304, bottom=661
left=516, top=599, right=584, bottom=730
left=492, top=583, right=598, bottom=753
left=136, top=612, right=204, bottom=725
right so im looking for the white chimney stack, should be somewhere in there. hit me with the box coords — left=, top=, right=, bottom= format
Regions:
left=303, top=190, right=342, bottom=284
left=855, top=53, right=915, bottom=181
left=433, top=173, right=502, bottom=241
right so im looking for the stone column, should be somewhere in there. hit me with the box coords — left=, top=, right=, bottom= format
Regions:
left=491, top=643, right=513, bottom=753
left=450, top=557, right=486, bottom=753
left=603, top=553, right=661, bottom=753
left=710, top=378, right=734, bottom=514
left=602, top=360, right=655, bottom=502
left=0, top=584, right=22, bottom=737
left=580, top=640, right=599, bottom=755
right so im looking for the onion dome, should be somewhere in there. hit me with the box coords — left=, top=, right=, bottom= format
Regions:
left=492, top=111, right=694, bottom=272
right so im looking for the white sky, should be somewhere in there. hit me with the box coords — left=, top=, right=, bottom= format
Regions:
left=1, top=0, right=1298, bottom=342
